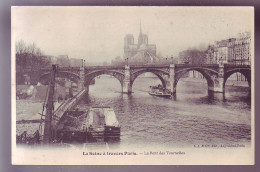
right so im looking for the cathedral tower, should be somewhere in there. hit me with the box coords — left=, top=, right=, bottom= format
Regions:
left=123, top=23, right=156, bottom=62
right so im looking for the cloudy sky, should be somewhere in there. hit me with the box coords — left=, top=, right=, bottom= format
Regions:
left=12, top=6, right=253, bottom=63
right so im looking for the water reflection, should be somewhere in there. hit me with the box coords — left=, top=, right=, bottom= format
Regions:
left=171, top=91, right=225, bottom=103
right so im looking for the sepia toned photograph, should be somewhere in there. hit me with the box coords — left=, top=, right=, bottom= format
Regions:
left=11, top=6, right=254, bottom=165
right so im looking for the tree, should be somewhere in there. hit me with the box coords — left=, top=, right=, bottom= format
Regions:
left=178, top=49, right=206, bottom=65
left=15, top=40, right=27, bottom=55
left=15, top=40, right=51, bottom=70
left=111, top=56, right=124, bottom=66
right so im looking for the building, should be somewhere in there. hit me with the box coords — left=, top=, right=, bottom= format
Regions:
left=227, top=38, right=236, bottom=64
left=178, top=51, right=189, bottom=64
left=216, top=39, right=229, bottom=64
left=206, top=39, right=234, bottom=64
left=56, top=55, right=71, bottom=67
left=233, top=32, right=251, bottom=65
left=206, top=32, right=251, bottom=65
left=124, top=24, right=157, bottom=64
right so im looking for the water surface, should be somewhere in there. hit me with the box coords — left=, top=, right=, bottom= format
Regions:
left=76, top=76, right=251, bottom=148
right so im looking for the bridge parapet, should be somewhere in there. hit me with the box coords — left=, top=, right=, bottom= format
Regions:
left=18, top=64, right=251, bottom=95
left=85, top=66, right=125, bottom=70
left=224, top=64, right=251, bottom=68
left=53, top=88, right=87, bottom=124
left=224, top=64, right=251, bottom=72
left=175, top=64, right=219, bottom=68
left=130, top=65, right=169, bottom=69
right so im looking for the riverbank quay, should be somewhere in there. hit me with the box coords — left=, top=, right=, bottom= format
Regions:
left=16, top=88, right=88, bottom=143
left=181, top=77, right=249, bottom=87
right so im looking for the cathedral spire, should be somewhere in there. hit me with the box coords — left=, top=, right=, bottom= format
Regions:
left=138, top=20, right=144, bottom=47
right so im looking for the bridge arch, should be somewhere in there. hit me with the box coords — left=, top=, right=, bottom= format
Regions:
left=38, top=71, right=80, bottom=85
left=174, top=67, right=217, bottom=91
left=84, top=70, right=125, bottom=88
left=224, top=68, right=251, bottom=88
left=130, top=69, right=168, bottom=88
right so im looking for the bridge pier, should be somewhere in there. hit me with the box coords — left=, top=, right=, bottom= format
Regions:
left=209, top=78, right=224, bottom=93
left=208, top=63, right=225, bottom=93
left=78, top=67, right=85, bottom=91
left=169, top=64, right=176, bottom=94
left=122, top=65, right=132, bottom=94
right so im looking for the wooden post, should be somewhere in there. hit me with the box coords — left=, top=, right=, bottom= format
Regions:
left=43, top=65, right=57, bottom=144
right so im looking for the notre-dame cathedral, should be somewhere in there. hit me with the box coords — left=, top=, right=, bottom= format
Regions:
left=124, top=24, right=157, bottom=64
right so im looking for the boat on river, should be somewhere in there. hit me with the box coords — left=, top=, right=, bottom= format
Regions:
left=149, top=84, right=171, bottom=98
left=85, top=107, right=120, bottom=142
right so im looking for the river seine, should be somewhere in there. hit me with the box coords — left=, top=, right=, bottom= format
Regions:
left=76, top=75, right=251, bottom=149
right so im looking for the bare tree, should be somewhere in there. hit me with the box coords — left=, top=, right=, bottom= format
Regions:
left=15, top=40, right=50, bottom=70
left=15, top=40, right=27, bottom=55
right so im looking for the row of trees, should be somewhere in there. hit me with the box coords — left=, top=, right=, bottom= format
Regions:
left=178, top=49, right=207, bottom=65
left=16, top=40, right=51, bottom=70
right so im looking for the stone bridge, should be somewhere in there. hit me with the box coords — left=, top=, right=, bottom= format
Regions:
left=17, top=64, right=251, bottom=94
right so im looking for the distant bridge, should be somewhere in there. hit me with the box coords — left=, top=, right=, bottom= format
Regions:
left=17, top=64, right=251, bottom=94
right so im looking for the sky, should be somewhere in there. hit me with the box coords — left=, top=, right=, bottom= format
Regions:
left=12, top=6, right=253, bottom=63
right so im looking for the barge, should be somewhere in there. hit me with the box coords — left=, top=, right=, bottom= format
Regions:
left=85, top=107, right=120, bottom=142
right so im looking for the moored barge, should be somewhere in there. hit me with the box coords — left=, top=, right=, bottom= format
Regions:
left=85, top=107, right=120, bottom=142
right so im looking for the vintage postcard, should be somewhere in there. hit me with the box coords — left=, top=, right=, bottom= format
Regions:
left=11, top=6, right=254, bottom=165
